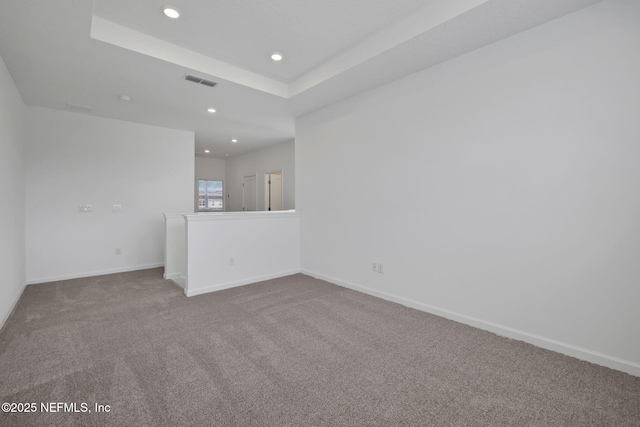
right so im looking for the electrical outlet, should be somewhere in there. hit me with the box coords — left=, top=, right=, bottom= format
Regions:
left=229, top=257, right=235, bottom=266
left=112, top=204, right=122, bottom=212
left=115, top=248, right=121, bottom=255
left=372, top=262, right=377, bottom=272
left=78, top=204, right=92, bottom=212
left=377, top=263, right=384, bottom=274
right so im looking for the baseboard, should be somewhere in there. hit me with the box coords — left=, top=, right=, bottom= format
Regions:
left=301, top=269, right=640, bottom=377
left=27, top=263, right=165, bottom=285
left=0, top=283, right=27, bottom=334
left=164, top=272, right=186, bottom=289
left=185, top=269, right=302, bottom=297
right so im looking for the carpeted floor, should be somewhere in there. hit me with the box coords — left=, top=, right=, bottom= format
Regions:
left=0, top=269, right=638, bottom=426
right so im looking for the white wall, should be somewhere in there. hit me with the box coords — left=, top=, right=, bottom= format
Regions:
left=25, top=107, right=194, bottom=283
left=163, top=213, right=187, bottom=288
left=296, top=0, right=640, bottom=375
left=225, top=140, right=295, bottom=212
left=194, top=156, right=226, bottom=212
left=0, top=52, right=25, bottom=330
left=184, top=212, right=300, bottom=296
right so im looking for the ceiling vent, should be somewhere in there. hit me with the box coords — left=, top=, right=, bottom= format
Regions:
left=183, top=74, right=217, bottom=88
left=65, top=102, right=92, bottom=114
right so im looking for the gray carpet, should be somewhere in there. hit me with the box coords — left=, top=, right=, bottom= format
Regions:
left=0, top=269, right=638, bottom=426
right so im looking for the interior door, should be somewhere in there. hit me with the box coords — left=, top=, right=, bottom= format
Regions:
left=242, top=175, right=257, bottom=211
left=269, top=172, right=283, bottom=211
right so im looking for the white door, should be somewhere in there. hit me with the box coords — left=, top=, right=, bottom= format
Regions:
left=242, top=175, right=257, bottom=211
left=269, top=173, right=283, bottom=211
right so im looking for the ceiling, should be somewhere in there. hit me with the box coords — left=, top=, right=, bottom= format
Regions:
left=0, top=0, right=601, bottom=159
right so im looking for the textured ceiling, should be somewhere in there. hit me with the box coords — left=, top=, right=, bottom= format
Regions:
left=0, top=0, right=602, bottom=159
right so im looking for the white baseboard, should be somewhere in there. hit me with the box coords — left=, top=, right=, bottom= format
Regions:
left=27, top=263, right=165, bottom=285
left=185, top=269, right=302, bottom=297
left=302, top=269, right=640, bottom=378
left=164, top=272, right=186, bottom=289
left=0, top=283, right=27, bottom=334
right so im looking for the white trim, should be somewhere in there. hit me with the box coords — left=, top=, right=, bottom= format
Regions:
left=185, top=269, right=301, bottom=297
left=301, top=269, right=640, bottom=377
left=164, top=272, right=186, bottom=289
left=183, top=210, right=298, bottom=221
left=0, top=283, right=26, bottom=334
left=27, top=263, right=165, bottom=285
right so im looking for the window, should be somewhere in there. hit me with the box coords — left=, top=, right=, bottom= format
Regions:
left=198, top=180, right=224, bottom=212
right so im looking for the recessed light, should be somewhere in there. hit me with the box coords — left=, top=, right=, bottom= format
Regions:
left=204, top=150, right=210, bottom=153
left=207, top=108, right=216, bottom=113
left=231, top=139, right=237, bottom=143
left=271, top=52, right=283, bottom=61
left=163, top=7, right=180, bottom=19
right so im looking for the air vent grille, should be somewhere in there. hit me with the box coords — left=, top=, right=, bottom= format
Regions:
left=65, top=102, right=92, bottom=114
left=184, top=74, right=217, bottom=88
